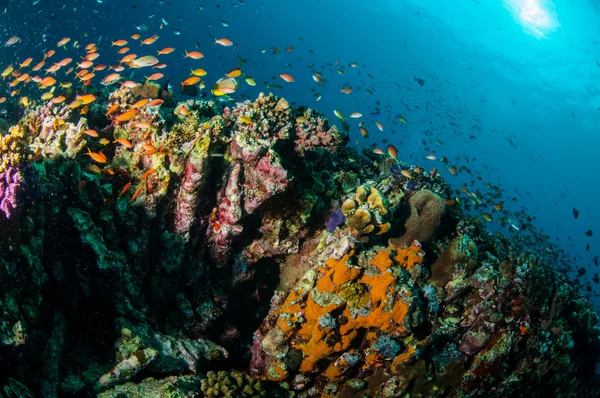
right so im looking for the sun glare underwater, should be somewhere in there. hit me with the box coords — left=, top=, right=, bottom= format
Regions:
left=505, top=0, right=561, bottom=38
left=1, top=0, right=600, bottom=396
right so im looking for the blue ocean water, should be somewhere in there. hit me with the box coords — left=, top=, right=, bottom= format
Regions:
left=1, top=0, right=598, bottom=291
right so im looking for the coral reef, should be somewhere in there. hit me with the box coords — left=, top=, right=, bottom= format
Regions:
left=0, top=89, right=599, bottom=398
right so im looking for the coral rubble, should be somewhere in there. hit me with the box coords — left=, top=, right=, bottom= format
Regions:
left=0, top=89, right=598, bottom=398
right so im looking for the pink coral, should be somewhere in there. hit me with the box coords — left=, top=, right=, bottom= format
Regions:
left=0, top=166, right=22, bottom=220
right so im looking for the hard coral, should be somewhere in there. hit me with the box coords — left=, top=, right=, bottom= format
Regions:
left=340, top=184, right=391, bottom=237
left=0, top=125, right=28, bottom=172
left=294, top=108, right=347, bottom=156
left=389, top=189, right=445, bottom=248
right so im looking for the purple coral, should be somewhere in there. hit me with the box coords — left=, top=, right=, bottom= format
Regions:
left=327, top=209, right=345, bottom=233
left=0, top=166, right=23, bottom=220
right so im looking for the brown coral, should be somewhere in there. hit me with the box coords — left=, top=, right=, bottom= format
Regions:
left=389, top=189, right=445, bottom=248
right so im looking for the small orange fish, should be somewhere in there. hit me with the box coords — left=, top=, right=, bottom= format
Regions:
left=57, top=37, right=71, bottom=47
left=131, top=34, right=141, bottom=40
left=85, top=148, right=107, bottom=163
left=119, top=182, right=132, bottom=196
left=214, top=38, right=233, bottom=46
left=181, top=76, right=200, bottom=88
left=279, top=73, right=295, bottom=83
left=106, top=103, right=119, bottom=116
left=142, top=168, right=157, bottom=179
left=387, top=144, right=397, bottom=159
left=121, top=80, right=138, bottom=88
left=376, top=122, right=384, bottom=131
left=80, top=72, right=95, bottom=82
left=400, top=170, right=412, bottom=179
left=77, top=60, right=94, bottom=69
left=117, top=47, right=130, bottom=54
left=360, top=127, right=369, bottom=138
left=184, top=51, right=204, bottom=59
left=226, top=68, right=242, bottom=78
left=120, top=54, right=137, bottom=64
left=153, top=63, right=167, bottom=69
left=448, top=167, right=458, bottom=176
left=147, top=99, right=164, bottom=107
left=44, top=49, right=56, bottom=59
left=113, top=138, right=133, bottom=148
left=132, top=99, right=148, bottom=109
left=112, top=39, right=128, bottom=47
left=373, top=148, right=385, bottom=155
left=52, top=96, right=66, bottom=104
left=80, top=105, right=90, bottom=115
left=111, top=65, right=125, bottom=72
left=83, top=129, right=99, bottom=137
left=57, top=58, right=73, bottom=67
left=32, top=61, right=45, bottom=71
left=157, top=47, right=175, bottom=55
left=94, top=64, right=108, bottom=71
left=84, top=53, right=100, bottom=61
left=145, top=73, right=163, bottom=82
left=20, top=58, right=33, bottom=68
left=340, top=87, right=353, bottom=94
left=141, top=35, right=159, bottom=45
left=130, top=185, right=143, bottom=202
left=177, top=104, right=190, bottom=116
left=85, top=43, right=96, bottom=51
left=493, top=203, right=503, bottom=211
left=102, top=73, right=121, bottom=85
left=114, top=109, right=139, bottom=122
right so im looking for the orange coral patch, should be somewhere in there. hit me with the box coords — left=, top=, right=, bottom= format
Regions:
left=370, top=249, right=393, bottom=271
left=392, top=243, right=424, bottom=271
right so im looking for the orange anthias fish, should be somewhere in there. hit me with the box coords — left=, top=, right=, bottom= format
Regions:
left=279, top=73, right=295, bottom=83
left=85, top=148, right=107, bottom=163
left=20, top=58, right=33, bottom=68
left=106, top=103, right=119, bottom=116
left=77, top=94, right=97, bottom=104
left=215, top=38, right=233, bottom=46
left=132, top=99, right=148, bottom=109
left=83, top=129, right=99, bottom=137
left=387, top=144, right=397, bottom=159
left=114, top=109, right=139, bottom=122
left=141, top=35, right=159, bottom=45
left=157, top=47, right=175, bottom=55
left=184, top=51, right=204, bottom=59
left=142, top=168, right=157, bottom=179
left=57, top=37, right=70, bottom=47
left=181, top=76, right=200, bottom=88
left=147, top=99, right=164, bottom=107
left=130, top=185, right=143, bottom=202
left=113, top=138, right=133, bottom=148
left=145, top=73, right=164, bottom=82
left=119, top=182, right=132, bottom=196
left=112, top=39, right=128, bottom=47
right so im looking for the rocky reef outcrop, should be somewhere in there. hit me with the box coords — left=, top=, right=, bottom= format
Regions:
left=0, top=87, right=598, bottom=397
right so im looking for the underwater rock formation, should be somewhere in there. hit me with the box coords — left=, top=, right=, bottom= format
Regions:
left=0, top=89, right=599, bottom=398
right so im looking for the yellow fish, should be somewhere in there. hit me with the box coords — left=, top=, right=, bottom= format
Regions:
left=1, top=65, right=14, bottom=79
left=239, top=115, right=253, bottom=125
left=19, top=97, right=30, bottom=107
left=245, top=77, right=256, bottom=86
left=482, top=213, right=492, bottom=222
left=41, top=92, right=54, bottom=101
left=190, top=68, right=207, bottom=77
